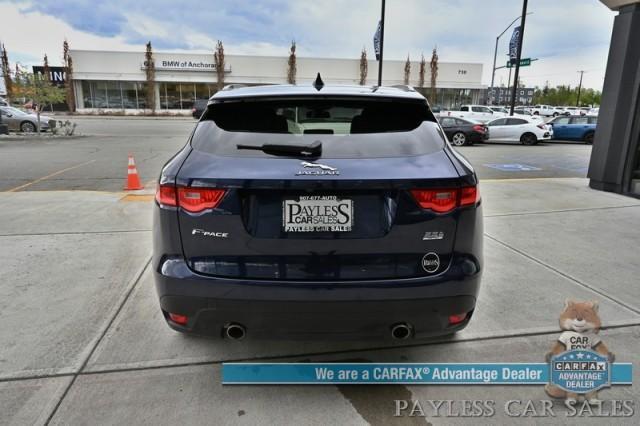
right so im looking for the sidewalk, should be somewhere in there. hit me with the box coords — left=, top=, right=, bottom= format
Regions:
left=1, top=178, right=638, bottom=424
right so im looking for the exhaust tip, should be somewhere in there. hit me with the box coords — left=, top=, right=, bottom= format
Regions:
left=391, top=323, right=413, bottom=340
left=225, top=323, right=246, bottom=340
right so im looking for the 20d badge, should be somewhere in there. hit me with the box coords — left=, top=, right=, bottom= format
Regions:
left=283, top=195, right=353, bottom=232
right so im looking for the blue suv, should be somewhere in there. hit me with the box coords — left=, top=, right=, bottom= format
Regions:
left=548, top=115, right=597, bottom=144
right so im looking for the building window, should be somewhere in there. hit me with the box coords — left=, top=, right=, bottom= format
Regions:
left=160, top=83, right=181, bottom=109
left=106, top=81, right=123, bottom=109
left=121, top=82, right=138, bottom=109
left=181, top=83, right=196, bottom=110
left=195, top=83, right=210, bottom=101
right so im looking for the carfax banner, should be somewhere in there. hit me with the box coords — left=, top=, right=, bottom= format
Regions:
left=222, top=361, right=632, bottom=386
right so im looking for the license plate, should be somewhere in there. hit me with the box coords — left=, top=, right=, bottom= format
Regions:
left=283, top=196, right=353, bottom=232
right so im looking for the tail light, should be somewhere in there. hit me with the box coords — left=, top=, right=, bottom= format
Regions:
left=537, top=123, right=546, bottom=130
left=411, top=186, right=479, bottom=213
left=155, top=184, right=226, bottom=212
left=472, top=124, right=485, bottom=133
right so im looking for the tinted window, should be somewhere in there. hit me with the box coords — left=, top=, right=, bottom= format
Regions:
left=570, top=117, right=589, bottom=124
left=460, top=106, right=469, bottom=111
left=472, top=106, right=490, bottom=113
left=202, top=98, right=433, bottom=134
left=588, top=116, right=598, bottom=124
left=506, top=118, right=527, bottom=125
left=440, top=117, right=456, bottom=127
left=489, top=118, right=507, bottom=126
left=455, top=118, right=471, bottom=125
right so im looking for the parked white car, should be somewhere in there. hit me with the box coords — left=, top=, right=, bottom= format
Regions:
left=486, top=116, right=552, bottom=145
left=531, top=105, right=562, bottom=117
left=443, top=104, right=505, bottom=123
left=588, top=107, right=600, bottom=116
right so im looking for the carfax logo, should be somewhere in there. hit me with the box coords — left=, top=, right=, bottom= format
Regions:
left=545, top=300, right=615, bottom=402
left=550, top=349, right=610, bottom=394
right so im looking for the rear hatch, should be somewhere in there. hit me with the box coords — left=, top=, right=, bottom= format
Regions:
left=175, top=96, right=466, bottom=281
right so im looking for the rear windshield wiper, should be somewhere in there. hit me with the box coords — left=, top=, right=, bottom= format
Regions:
left=236, top=140, right=322, bottom=157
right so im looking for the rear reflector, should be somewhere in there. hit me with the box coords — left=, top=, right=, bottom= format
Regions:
left=448, top=313, right=468, bottom=325
left=411, top=186, right=479, bottom=213
left=168, top=312, right=188, bottom=326
left=155, top=184, right=226, bottom=212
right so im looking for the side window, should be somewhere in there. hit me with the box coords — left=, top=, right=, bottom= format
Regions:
left=440, top=117, right=455, bottom=126
left=554, top=117, right=570, bottom=125
left=588, top=116, right=598, bottom=125
left=473, top=106, right=489, bottom=113
left=506, top=118, right=527, bottom=125
left=571, top=117, right=589, bottom=124
left=455, top=119, right=469, bottom=126
left=490, top=118, right=507, bottom=126
left=460, top=106, right=469, bottom=112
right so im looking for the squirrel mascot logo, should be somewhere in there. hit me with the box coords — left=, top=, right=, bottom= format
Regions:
left=545, top=300, right=615, bottom=402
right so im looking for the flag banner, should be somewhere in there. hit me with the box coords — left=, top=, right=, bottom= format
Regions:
left=509, top=26, right=521, bottom=65
left=373, top=20, right=381, bottom=60
left=222, top=362, right=633, bottom=385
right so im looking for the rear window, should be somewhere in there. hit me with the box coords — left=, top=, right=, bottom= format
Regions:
left=192, top=97, right=445, bottom=159
left=201, top=98, right=434, bottom=135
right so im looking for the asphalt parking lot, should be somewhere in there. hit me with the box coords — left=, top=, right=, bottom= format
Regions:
left=1, top=117, right=639, bottom=425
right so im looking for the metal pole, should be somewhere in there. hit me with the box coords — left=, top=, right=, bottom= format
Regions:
left=377, top=0, right=386, bottom=87
left=489, top=13, right=532, bottom=106
left=509, top=0, right=528, bottom=116
left=576, top=70, right=585, bottom=107
left=489, top=37, right=499, bottom=104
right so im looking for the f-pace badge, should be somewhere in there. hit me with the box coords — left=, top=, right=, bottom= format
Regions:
left=295, top=161, right=340, bottom=176
left=421, top=252, right=440, bottom=273
left=192, top=228, right=229, bottom=238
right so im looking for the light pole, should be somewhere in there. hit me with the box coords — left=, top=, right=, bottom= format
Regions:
left=489, top=12, right=532, bottom=105
left=0, top=41, right=6, bottom=135
left=576, top=70, right=585, bottom=107
left=509, top=0, right=529, bottom=116
left=377, top=0, right=386, bottom=87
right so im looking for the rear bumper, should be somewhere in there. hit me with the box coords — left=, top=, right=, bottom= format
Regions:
left=153, top=254, right=481, bottom=339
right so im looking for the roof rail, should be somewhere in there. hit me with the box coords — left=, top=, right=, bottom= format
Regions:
left=389, top=85, right=416, bottom=92
left=221, top=84, right=248, bottom=91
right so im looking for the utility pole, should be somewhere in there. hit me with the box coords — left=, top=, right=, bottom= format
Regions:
left=509, top=0, right=528, bottom=116
left=377, top=0, right=386, bottom=87
left=576, top=70, right=585, bottom=107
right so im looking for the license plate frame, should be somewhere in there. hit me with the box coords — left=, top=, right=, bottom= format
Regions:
left=282, top=195, right=353, bottom=232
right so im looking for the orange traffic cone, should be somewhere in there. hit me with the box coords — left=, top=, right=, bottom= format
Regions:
left=125, top=154, right=144, bottom=190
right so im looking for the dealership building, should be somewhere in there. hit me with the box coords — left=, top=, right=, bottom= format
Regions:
left=69, top=50, right=486, bottom=113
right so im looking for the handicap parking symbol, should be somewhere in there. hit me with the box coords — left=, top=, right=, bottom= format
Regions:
left=484, top=163, right=542, bottom=172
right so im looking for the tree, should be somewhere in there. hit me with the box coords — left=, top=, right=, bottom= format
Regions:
left=418, top=54, right=426, bottom=89
left=403, top=55, right=411, bottom=85
left=13, top=70, right=66, bottom=135
left=1, top=44, right=12, bottom=102
left=144, top=42, right=156, bottom=113
left=429, top=47, right=439, bottom=104
left=214, top=40, right=225, bottom=91
left=359, top=48, right=368, bottom=86
left=43, top=55, right=51, bottom=81
left=63, top=40, right=76, bottom=112
left=287, top=40, right=297, bottom=85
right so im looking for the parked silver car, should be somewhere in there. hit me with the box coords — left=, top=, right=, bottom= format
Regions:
left=0, top=106, right=56, bottom=132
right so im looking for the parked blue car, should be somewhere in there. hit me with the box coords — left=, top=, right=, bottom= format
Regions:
left=548, top=115, right=597, bottom=144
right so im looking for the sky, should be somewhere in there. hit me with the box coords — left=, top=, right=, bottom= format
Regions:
left=0, top=0, right=616, bottom=91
